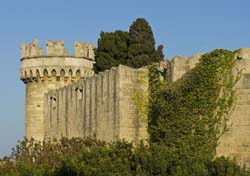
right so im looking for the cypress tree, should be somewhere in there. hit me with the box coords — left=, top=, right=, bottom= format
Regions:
left=128, top=18, right=164, bottom=68
left=94, top=30, right=129, bottom=72
left=94, top=18, right=164, bottom=72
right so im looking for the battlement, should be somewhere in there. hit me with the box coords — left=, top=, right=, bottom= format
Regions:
left=74, top=40, right=94, bottom=58
left=21, top=40, right=95, bottom=60
left=46, top=40, right=68, bottom=56
left=21, top=40, right=43, bottom=58
left=20, top=40, right=95, bottom=83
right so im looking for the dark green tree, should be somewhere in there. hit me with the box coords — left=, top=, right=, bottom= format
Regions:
left=94, top=18, right=164, bottom=72
left=128, top=18, right=164, bottom=68
left=94, top=30, right=129, bottom=72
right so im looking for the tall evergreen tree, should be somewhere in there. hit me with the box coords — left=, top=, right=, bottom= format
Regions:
left=94, top=30, right=129, bottom=72
left=94, top=18, right=164, bottom=72
left=128, top=18, right=164, bottom=68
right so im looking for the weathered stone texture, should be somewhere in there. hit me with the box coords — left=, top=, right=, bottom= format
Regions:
left=46, top=40, right=68, bottom=56
left=170, top=54, right=201, bottom=82
left=217, top=48, right=250, bottom=167
left=74, top=41, right=95, bottom=60
left=44, top=65, right=148, bottom=142
left=118, top=66, right=149, bottom=143
left=21, top=40, right=43, bottom=58
left=20, top=40, right=95, bottom=141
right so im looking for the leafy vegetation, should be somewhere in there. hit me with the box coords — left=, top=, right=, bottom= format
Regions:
left=0, top=138, right=249, bottom=176
left=94, top=18, right=164, bottom=72
left=147, top=49, right=246, bottom=175
left=150, top=49, right=237, bottom=147
left=94, top=30, right=129, bottom=72
left=127, top=18, right=164, bottom=68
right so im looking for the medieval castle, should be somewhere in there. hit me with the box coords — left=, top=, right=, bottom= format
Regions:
left=20, top=40, right=250, bottom=166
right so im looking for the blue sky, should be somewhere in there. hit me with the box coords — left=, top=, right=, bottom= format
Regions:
left=0, top=0, right=249, bottom=157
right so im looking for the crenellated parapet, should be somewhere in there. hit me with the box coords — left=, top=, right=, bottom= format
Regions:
left=74, top=40, right=95, bottom=59
left=20, top=39, right=95, bottom=83
left=21, top=40, right=43, bottom=58
left=20, top=39, right=95, bottom=60
left=46, top=40, right=68, bottom=56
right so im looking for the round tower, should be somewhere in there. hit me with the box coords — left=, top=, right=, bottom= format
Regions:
left=20, top=39, right=95, bottom=141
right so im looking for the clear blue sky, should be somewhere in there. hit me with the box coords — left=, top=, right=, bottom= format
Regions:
left=0, top=0, right=249, bottom=157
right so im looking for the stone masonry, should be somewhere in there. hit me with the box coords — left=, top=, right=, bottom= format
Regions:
left=216, top=49, right=250, bottom=167
left=44, top=65, right=148, bottom=143
left=20, top=40, right=95, bottom=141
left=20, top=40, right=250, bottom=166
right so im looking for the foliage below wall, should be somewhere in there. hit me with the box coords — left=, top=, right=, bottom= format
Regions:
left=0, top=138, right=249, bottom=176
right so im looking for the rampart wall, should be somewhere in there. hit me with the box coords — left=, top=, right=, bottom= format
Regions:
left=216, top=48, right=250, bottom=167
left=44, top=65, right=148, bottom=143
left=169, top=53, right=201, bottom=82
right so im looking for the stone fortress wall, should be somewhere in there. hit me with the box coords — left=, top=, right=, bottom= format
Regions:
left=217, top=49, right=250, bottom=167
left=20, top=40, right=250, bottom=166
left=44, top=65, right=148, bottom=142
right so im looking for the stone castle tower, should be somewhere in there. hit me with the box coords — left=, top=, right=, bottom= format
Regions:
left=20, top=40, right=95, bottom=141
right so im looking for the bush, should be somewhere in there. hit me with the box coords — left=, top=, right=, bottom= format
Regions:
left=1, top=138, right=249, bottom=176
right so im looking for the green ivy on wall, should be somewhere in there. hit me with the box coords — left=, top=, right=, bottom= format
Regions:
left=148, top=49, right=240, bottom=169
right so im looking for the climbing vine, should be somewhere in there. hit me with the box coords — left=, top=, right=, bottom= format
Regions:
left=130, top=72, right=149, bottom=123
left=148, top=49, right=239, bottom=162
left=130, top=64, right=168, bottom=123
